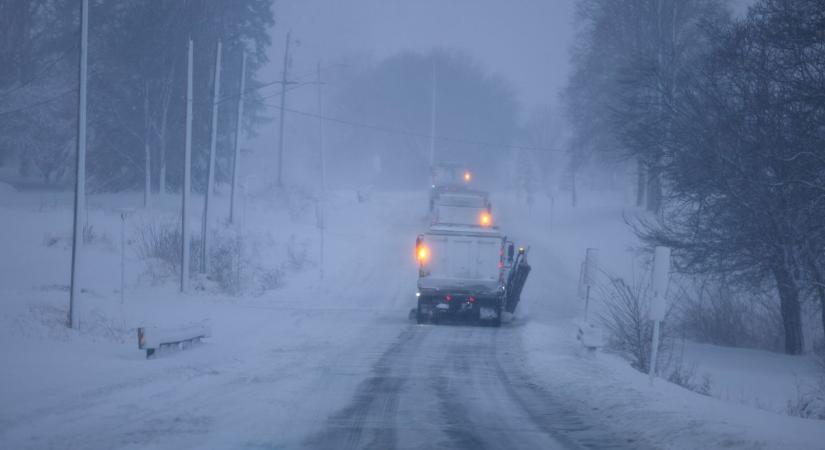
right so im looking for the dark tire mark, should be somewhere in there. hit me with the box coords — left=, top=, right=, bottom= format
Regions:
left=303, top=321, right=654, bottom=450
left=303, top=326, right=427, bottom=450
left=491, top=329, right=655, bottom=450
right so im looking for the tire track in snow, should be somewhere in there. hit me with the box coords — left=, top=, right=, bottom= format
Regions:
left=302, top=325, right=427, bottom=449
left=491, top=326, right=654, bottom=449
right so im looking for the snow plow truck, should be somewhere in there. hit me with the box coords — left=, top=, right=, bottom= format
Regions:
left=415, top=190, right=531, bottom=326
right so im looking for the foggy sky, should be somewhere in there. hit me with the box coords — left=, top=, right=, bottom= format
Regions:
left=247, top=0, right=756, bottom=169
left=266, top=0, right=577, bottom=108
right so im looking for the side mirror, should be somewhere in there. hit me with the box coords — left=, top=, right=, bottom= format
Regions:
left=507, top=243, right=515, bottom=263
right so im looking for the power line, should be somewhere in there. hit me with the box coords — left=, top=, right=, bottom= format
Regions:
left=0, top=42, right=79, bottom=100
left=253, top=81, right=313, bottom=102
left=214, top=62, right=343, bottom=105
left=258, top=102, right=566, bottom=154
left=0, top=88, right=77, bottom=119
left=0, top=65, right=307, bottom=120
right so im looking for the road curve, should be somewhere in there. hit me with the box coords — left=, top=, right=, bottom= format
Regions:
left=303, top=322, right=649, bottom=450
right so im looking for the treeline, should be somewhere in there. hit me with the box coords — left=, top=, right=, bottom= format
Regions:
left=566, top=0, right=825, bottom=354
left=0, top=0, right=274, bottom=193
left=331, top=49, right=520, bottom=189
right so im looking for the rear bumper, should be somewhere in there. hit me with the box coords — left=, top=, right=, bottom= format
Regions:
left=417, top=281, right=502, bottom=297
left=417, top=293, right=502, bottom=318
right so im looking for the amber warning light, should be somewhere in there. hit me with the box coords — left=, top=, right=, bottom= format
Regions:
left=479, top=212, right=492, bottom=227
left=463, top=171, right=472, bottom=182
left=417, top=245, right=429, bottom=263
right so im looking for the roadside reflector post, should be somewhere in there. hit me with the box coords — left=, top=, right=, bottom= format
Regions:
left=648, top=246, right=671, bottom=385
left=576, top=248, right=603, bottom=352
left=118, top=209, right=135, bottom=304
left=583, top=248, right=599, bottom=322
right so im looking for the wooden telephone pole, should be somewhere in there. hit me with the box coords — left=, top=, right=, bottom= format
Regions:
left=69, top=0, right=89, bottom=328
left=276, top=31, right=297, bottom=186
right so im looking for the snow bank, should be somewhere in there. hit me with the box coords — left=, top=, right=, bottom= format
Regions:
left=503, top=190, right=825, bottom=449
left=0, top=187, right=423, bottom=448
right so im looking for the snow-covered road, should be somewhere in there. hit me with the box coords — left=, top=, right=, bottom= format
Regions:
left=302, top=320, right=652, bottom=450
left=4, top=189, right=825, bottom=449
left=1, top=314, right=643, bottom=449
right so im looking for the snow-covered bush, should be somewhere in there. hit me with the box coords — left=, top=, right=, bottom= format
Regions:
left=43, top=223, right=111, bottom=250
left=134, top=218, right=201, bottom=280
left=206, top=226, right=286, bottom=295
left=675, top=277, right=784, bottom=351
left=785, top=349, right=825, bottom=420
left=597, top=273, right=720, bottom=394
left=82, top=223, right=96, bottom=244
left=135, top=218, right=181, bottom=278
left=286, top=234, right=310, bottom=271
left=787, top=379, right=825, bottom=420
left=207, top=231, right=241, bottom=293
left=666, top=355, right=712, bottom=396
left=258, top=266, right=284, bottom=291
left=596, top=275, right=673, bottom=373
left=134, top=218, right=288, bottom=295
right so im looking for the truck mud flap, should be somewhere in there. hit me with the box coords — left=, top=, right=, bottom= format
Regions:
left=504, top=255, right=531, bottom=314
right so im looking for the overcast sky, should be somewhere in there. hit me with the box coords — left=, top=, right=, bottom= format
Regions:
left=249, top=0, right=756, bottom=158
left=263, top=0, right=577, bottom=110
left=261, top=1, right=756, bottom=108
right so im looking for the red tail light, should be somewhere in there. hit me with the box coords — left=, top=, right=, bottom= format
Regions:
left=445, top=295, right=452, bottom=302
left=468, top=296, right=476, bottom=303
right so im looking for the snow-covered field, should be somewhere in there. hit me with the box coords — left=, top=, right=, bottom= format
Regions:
left=1, top=184, right=824, bottom=449
left=0, top=186, right=422, bottom=448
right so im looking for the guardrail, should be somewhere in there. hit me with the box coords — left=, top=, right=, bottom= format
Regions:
left=137, top=322, right=211, bottom=359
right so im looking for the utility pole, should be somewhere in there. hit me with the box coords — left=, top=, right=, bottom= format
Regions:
left=428, top=61, right=437, bottom=183
left=276, top=31, right=296, bottom=187
left=181, top=38, right=193, bottom=293
left=229, top=51, right=246, bottom=225
left=69, top=0, right=89, bottom=329
left=143, top=83, right=151, bottom=209
left=202, top=41, right=222, bottom=274
left=316, top=61, right=326, bottom=282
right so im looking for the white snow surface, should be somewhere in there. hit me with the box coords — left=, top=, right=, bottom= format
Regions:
left=496, top=191, right=825, bottom=450
left=0, top=186, right=823, bottom=449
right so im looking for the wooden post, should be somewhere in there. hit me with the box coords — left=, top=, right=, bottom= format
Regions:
left=181, top=38, right=193, bottom=293
left=229, top=51, right=246, bottom=225
left=202, top=41, right=222, bottom=274
left=69, top=0, right=89, bottom=328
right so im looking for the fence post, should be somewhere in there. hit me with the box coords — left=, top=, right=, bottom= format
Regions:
left=583, top=248, right=599, bottom=321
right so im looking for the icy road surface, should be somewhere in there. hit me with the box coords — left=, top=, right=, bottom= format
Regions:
left=303, top=322, right=641, bottom=450
left=1, top=318, right=640, bottom=450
